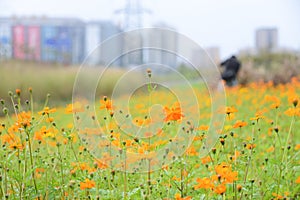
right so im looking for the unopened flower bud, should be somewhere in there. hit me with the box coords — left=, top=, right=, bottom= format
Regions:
left=3, top=107, right=8, bottom=114
left=237, top=184, right=242, bottom=192
left=212, top=148, right=216, bottom=154
left=220, top=138, right=225, bottom=146
left=147, top=68, right=152, bottom=78
left=110, top=111, right=114, bottom=117
left=293, top=99, right=298, bottom=107
left=16, top=89, right=21, bottom=96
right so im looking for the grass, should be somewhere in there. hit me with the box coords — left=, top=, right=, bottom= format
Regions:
left=0, top=60, right=140, bottom=107
left=0, top=67, right=299, bottom=199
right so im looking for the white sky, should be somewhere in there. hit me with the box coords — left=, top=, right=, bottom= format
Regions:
left=1, top=0, right=300, bottom=58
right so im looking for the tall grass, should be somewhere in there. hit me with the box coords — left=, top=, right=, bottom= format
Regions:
left=0, top=60, right=138, bottom=107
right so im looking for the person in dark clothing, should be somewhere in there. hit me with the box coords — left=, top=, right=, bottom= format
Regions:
left=220, top=55, right=241, bottom=87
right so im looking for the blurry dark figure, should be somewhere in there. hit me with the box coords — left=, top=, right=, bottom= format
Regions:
left=220, top=55, right=241, bottom=87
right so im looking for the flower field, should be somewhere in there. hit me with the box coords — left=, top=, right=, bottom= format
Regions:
left=0, top=76, right=299, bottom=199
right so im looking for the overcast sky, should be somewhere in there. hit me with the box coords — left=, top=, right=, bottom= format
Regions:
left=1, top=0, right=300, bottom=58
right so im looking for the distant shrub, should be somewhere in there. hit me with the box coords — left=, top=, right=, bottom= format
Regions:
left=238, top=52, right=300, bottom=85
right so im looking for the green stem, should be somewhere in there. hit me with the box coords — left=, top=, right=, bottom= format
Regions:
left=240, top=126, right=255, bottom=200
left=10, top=96, right=18, bottom=118
left=26, top=131, right=39, bottom=198
left=29, top=89, right=34, bottom=114
left=277, top=115, right=295, bottom=194
left=124, top=147, right=127, bottom=199
left=57, top=145, right=65, bottom=197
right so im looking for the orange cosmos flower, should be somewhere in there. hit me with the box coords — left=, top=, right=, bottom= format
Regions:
left=265, top=95, right=281, bottom=109
left=296, top=176, right=300, bottom=184
left=16, top=111, right=32, bottom=128
left=284, top=107, right=300, bottom=117
left=80, top=179, right=96, bottom=190
left=194, top=177, right=214, bottom=190
left=9, top=141, right=25, bottom=150
left=38, top=107, right=56, bottom=115
left=163, top=102, right=184, bottom=122
left=174, top=193, right=192, bottom=200
left=1, top=134, right=15, bottom=144
left=197, top=125, right=209, bottom=131
left=233, top=120, right=247, bottom=128
left=65, top=102, right=84, bottom=113
left=214, top=184, right=226, bottom=195
left=34, top=128, right=46, bottom=142
left=185, top=146, right=198, bottom=156
left=225, top=106, right=238, bottom=115
left=215, top=163, right=238, bottom=183
left=46, top=117, right=54, bottom=123
left=99, top=96, right=113, bottom=110
left=246, top=143, right=256, bottom=150
left=201, top=155, right=212, bottom=164
left=250, top=110, right=265, bottom=121
left=288, top=94, right=299, bottom=107
left=193, top=135, right=205, bottom=141
left=231, top=150, right=240, bottom=161
left=35, top=168, right=45, bottom=179
left=272, top=193, right=284, bottom=199
left=161, top=164, right=169, bottom=170
left=223, top=171, right=238, bottom=183
left=172, top=176, right=181, bottom=181
left=133, top=117, right=151, bottom=127
left=266, top=146, right=275, bottom=153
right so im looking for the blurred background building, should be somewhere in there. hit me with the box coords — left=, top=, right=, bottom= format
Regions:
left=145, top=23, right=178, bottom=68
left=0, top=17, right=13, bottom=60
left=191, top=47, right=220, bottom=68
left=85, top=21, right=122, bottom=66
left=0, top=16, right=85, bottom=64
left=255, top=28, right=278, bottom=52
left=0, top=16, right=179, bottom=67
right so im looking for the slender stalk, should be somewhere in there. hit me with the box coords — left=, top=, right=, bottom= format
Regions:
left=45, top=170, right=48, bottom=200
left=124, top=147, right=127, bottom=199
left=26, top=131, right=39, bottom=199
left=277, top=115, right=295, bottom=194
left=29, top=88, right=34, bottom=114
left=57, top=144, right=65, bottom=197
left=17, top=149, right=23, bottom=200
left=240, top=125, right=255, bottom=200
left=147, top=137, right=151, bottom=197
left=146, top=69, right=153, bottom=197
left=180, top=165, right=184, bottom=197
left=3, top=150, right=8, bottom=196
left=281, top=116, right=294, bottom=164
left=10, top=95, right=18, bottom=118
